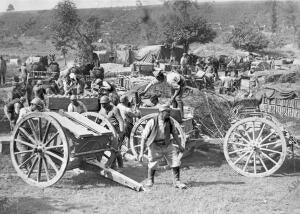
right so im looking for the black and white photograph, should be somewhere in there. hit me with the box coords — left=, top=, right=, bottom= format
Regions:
left=0, top=0, right=300, bottom=213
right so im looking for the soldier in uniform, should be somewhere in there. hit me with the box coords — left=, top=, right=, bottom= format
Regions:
left=33, top=80, right=46, bottom=100
left=67, top=95, right=87, bottom=114
left=4, top=96, right=26, bottom=130
left=99, top=95, right=124, bottom=168
left=138, top=104, right=186, bottom=189
left=140, top=70, right=186, bottom=118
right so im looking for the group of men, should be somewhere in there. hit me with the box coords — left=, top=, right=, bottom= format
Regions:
left=3, top=56, right=188, bottom=189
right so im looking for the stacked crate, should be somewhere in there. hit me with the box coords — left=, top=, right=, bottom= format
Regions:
left=46, top=95, right=99, bottom=111
left=260, top=97, right=300, bottom=119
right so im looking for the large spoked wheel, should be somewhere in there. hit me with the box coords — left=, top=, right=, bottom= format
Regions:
left=130, top=113, right=186, bottom=161
left=82, top=112, right=118, bottom=166
left=10, top=112, right=69, bottom=188
left=224, top=117, right=287, bottom=177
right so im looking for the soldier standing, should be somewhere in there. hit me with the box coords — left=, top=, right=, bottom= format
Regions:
left=138, top=104, right=187, bottom=189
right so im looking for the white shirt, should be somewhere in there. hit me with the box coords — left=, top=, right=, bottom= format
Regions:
left=117, top=103, right=140, bottom=124
left=67, top=101, right=87, bottom=114
left=150, top=72, right=182, bottom=90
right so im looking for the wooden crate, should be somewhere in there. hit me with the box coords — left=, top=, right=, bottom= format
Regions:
left=139, top=107, right=182, bottom=123
left=46, top=95, right=99, bottom=111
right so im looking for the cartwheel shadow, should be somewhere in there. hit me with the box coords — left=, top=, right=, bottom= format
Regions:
left=181, top=149, right=225, bottom=169
left=188, top=180, right=245, bottom=187
left=272, top=157, right=300, bottom=177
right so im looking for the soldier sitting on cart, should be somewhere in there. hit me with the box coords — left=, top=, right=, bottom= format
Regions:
left=67, top=95, right=87, bottom=114
left=33, top=80, right=46, bottom=100
left=16, top=97, right=46, bottom=171
left=4, top=96, right=26, bottom=130
left=140, top=70, right=186, bottom=118
left=138, top=104, right=186, bottom=189
left=99, top=95, right=125, bottom=168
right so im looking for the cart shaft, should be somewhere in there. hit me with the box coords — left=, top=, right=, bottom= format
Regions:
left=85, top=159, right=144, bottom=192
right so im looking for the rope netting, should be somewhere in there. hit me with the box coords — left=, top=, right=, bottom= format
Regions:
left=183, top=90, right=234, bottom=139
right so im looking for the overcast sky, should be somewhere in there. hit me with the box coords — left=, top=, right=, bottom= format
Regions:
left=0, top=0, right=266, bottom=12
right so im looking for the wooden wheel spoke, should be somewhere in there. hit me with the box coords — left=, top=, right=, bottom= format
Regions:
left=27, top=119, right=39, bottom=142
left=14, top=149, right=34, bottom=155
left=261, top=151, right=277, bottom=164
left=256, top=123, right=266, bottom=142
left=44, top=154, right=59, bottom=173
left=253, top=153, right=257, bottom=174
left=38, top=117, right=42, bottom=141
left=45, top=151, right=65, bottom=163
left=260, top=131, right=275, bottom=145
left=233, top=151, right=251, bottom=165
left=18, top=154, right=35, bottom=169
left=37, top=157, right=42, bottom=182
left=42, top=121, right=51, bottom=144
left=258, top=155, right=268, bottom=172
left=228, top=141, right=248, bottom=147
left=45, top=145, right=64, bottom=150
left=233, top=133, right=250, bottom=144
left=15, top=139, right=35, bottom=148
left=243, top=151, right=253, bottom=172
left=44, top=132, right=59, bottom=147
left=229, top=148, right=249, bottom=155
left=252, top=121, right=256, bottom=140
left=27, top=156, right=39, bottom=178
left=42, top=157, right=50, bottom=181
left=260, top=148, right=282, bottom=155
left=260, top=141, right=280, bottom=148
left=18, top=128, right=37, bottom=146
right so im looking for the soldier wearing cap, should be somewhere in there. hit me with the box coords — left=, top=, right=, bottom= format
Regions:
left=67, top=95, right=87, bottom=114
left=99, top=95, right=124, bottom=168
left=16, top=97, right=45, bottom=171
left=139, top=104, right=187, bottom=189
left=140, top=70, right=186, bottom=118
left=4, top=96, right=26, bottom=130
left=17, top=97, right=45, bottom=124
left=33, top=80, right=46, bottom=100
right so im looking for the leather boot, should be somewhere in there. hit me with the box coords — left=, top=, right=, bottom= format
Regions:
left=116, top=152, right=124, bottom=168
left=172, top=167, right=187, bottom=189
left=145, top=168, right=156, bottom=187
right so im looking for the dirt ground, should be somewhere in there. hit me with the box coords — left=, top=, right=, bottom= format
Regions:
left=1, top=148, right=300, bottom=214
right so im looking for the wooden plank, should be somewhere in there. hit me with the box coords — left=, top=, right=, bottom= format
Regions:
left=64, top=112, right=112, bottom=135
left=85, top=159, right=144, bottom=191
left=45, top=112, right=95, bottom=138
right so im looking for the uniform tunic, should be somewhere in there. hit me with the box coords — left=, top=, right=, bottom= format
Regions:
left=141, top=117, right=181, bottom=169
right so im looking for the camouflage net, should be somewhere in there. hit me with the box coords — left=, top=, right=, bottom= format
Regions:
left=183, top=90, right=233, bottom=138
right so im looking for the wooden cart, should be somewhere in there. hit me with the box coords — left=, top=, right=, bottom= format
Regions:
left=10, top=111, right=143, bottom=191
left=223, top=91, right=300, bottom=177
left=128, top=107, right=200, bottom=165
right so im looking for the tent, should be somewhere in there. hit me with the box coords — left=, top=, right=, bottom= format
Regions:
left=133, top=45, right=184, bottom=63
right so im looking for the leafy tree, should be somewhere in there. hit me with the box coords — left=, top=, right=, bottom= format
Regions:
left=230, top=19, right=269, bottom=52
left=7, top=4, right=14, bottom=12
left=159, top=0, right=216, bottom=52
left=75, top=16, right=102, bottom=64
left=284, top=0, right=299, bottom=44
left=51, top=0, right=79, bottom=65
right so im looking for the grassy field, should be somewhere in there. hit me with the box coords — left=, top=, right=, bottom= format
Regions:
left=0, top=149, right=300, bottom=214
